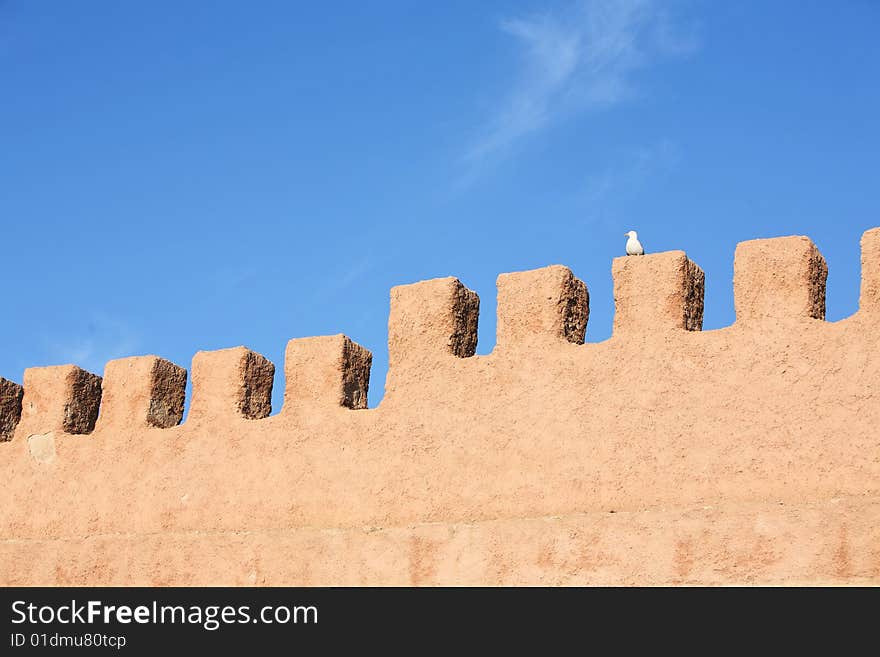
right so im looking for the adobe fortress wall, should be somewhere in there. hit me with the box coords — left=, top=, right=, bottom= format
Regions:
left=1, top=229, right=879, bottom=585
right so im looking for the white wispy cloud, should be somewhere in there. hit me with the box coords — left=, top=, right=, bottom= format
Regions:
left=465, top=0, right=697, bottom=165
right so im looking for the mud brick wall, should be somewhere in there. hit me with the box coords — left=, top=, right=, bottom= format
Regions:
left=2, top=228, right=879, bottom=585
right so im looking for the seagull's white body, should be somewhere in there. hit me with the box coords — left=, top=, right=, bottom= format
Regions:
left=625, top=230, right=644, bottom=256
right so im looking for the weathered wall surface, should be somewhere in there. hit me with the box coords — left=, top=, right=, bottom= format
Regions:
left=2, top=229, right=879, bottom=586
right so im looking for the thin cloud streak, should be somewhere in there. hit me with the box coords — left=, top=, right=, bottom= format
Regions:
left=465, top=0, right=697, bottom=167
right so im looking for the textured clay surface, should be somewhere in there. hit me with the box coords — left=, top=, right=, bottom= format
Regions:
left=148, top=359, right=187, bottom=428
left=0, top=378, right=23, bottom=442
left=613, top=251, right=703, bottom=333
left=450, top=282, right=480, bottom=357
left=496, top=265, right=588, bottom=348
left=861, top=228, right=880, bottom=309
left=560, top=269, right=590, bottom=344
left=734, top=236, right=828, bottom=322
left=98, top=356, right=187, bottom=430
left=340, top=337, right=372, bottom=410
left=1, top=230, right=878, bottom=585
left=683, top=259, right=705, bottom=331
left=63, top=368, right=102, bottom=434
left=239, top=351, right=274, bottom=419
left=188, top=347, right=274, bottom=422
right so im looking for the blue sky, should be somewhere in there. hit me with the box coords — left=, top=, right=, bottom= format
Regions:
left=2, top=1, right=878, bottom=410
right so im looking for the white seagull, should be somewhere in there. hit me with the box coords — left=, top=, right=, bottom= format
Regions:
left=624, top=230, right=644, bottom=256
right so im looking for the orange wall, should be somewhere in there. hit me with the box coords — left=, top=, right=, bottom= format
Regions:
left=2, top=229, right=878, bottom=585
